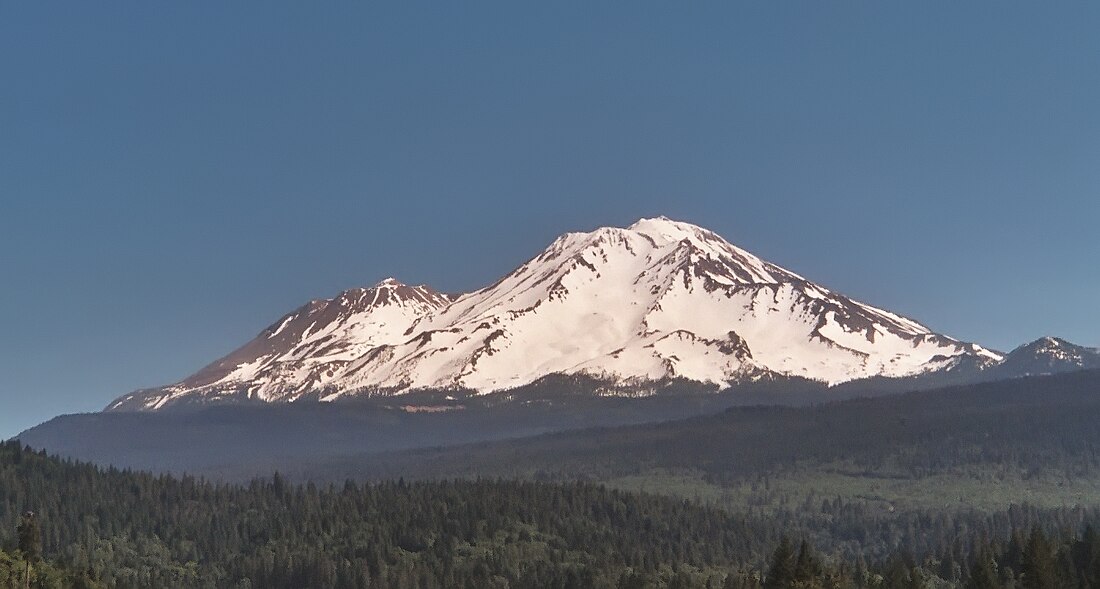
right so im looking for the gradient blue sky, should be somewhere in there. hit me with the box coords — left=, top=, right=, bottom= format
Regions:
left=2, top=3, right=1098, bottom=437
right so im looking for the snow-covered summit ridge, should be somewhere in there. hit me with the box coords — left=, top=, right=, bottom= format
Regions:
left=109, top=217, right=1006, bottom=411
left=995, top=336, right=1100, bottom=377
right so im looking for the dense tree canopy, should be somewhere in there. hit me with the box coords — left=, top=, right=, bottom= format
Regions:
left=6, top=440, right=1100, bottom=587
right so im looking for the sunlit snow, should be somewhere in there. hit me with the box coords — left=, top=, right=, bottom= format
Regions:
left=112, top=217, right=1005, bottom=410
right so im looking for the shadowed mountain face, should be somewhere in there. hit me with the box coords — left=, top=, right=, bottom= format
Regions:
left=268, top=369, right=1100, bottom=485
left=18, top=369, right=1100, bottom=483
left=23, top=376, right=825, bottom=477
left=107, top=217, right=1001, bottom=411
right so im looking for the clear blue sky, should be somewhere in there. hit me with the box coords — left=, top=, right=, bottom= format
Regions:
left=2, top=3, right=1098, bottom=437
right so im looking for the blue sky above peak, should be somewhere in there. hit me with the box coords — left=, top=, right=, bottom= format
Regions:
left=2, top=3, right=1098, bottom=436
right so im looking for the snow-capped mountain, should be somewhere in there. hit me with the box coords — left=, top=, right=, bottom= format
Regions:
left=993, top=337, right=1100, bottom=377
left=108, top=217, right=1002, bottom=411
left=111, top=280, right=453, bottom=410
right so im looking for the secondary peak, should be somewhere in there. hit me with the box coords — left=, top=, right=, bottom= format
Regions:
left=374, top=277, right=406, bottom=288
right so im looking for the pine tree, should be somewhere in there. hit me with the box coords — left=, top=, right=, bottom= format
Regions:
left=17, top=512, right=41, bottom=563
left=723, top=569, right=759, bottom=589
left=965, top=548, right=999, bottom=589
left=764, top=538, right=796, bottom=589
left=17, top=511, right=42, bottom=589
left=875, top=557, right=910, bottom=589
left=793, top=540, right=821, bottom=584
left=1021, top=527, right=1058, bottom=589
left=1081, top=525, right=1100, bottom=588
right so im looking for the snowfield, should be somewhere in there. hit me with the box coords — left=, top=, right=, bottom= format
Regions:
left=108, top=217, right=1004, bottom=411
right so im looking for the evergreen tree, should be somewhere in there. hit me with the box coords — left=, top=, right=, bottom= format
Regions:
left=965, top=549, right=999, bottom=589
left=1078, top=525, right=1100, bottom=588
left=875, top=557, right=910, bottom=589
left=1021, top=527, right=1058, bottom=589
left=764, top=537, right=796, bottom=589
left=9, top=439, right=1100, bottom=588
left=16, top=511, right=41, bottom=589
left=723, top=569, right=759, bottom=589
left=793, top=539, right=821, bottom=585
left=16, top=512, right=40, bottom=563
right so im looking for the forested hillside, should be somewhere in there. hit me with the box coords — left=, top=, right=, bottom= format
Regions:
left=17, top=375, right=821, bottom=477
left=0, top=510, right=102, bottom=588
left=5, top=440, right=1100, bottom=587
left=6, top=370, right=1100, bottom=587
left=305, top=370, right=1100, bottom=503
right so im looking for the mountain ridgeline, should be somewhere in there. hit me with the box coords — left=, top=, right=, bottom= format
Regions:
left=20, top=217, right=1099, bottom=480
left=17, top=367, right=1100, bottom=485
left=107, top=217, right=1039, bottom=412
left=303, top=368, right=1100, bottom=486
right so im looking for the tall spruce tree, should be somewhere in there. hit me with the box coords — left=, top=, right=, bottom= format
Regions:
left=16, top=512, right=40, bottom=563
left=1021, top=527, right=1058, bottom=589
left=965, top=548, right=999, bottom=589
left=764, top=538, right=796, bottom=589
left=1078, top=525, right=1100, bottom=588
left=793, top=540, right=821, bottom=584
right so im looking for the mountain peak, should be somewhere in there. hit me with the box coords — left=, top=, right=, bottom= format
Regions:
left=359, top=279, right=451, bottom=308
left=628, top=215, right=679, bottom=227
left=107, top=217, right=1003, bottom=411
left=997, top=336, right=1100, bottom=378
left=1013, top=336, right=1079, bottom=353
left=627, top=216, right=708, bottom=241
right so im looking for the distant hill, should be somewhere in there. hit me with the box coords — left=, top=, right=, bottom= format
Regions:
left=18, top=375, right=823, bottom=477
left=292, top=369, right=1100, bottom=487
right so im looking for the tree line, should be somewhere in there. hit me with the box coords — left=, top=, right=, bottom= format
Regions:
left=7, top=439, right=1100, bottom=587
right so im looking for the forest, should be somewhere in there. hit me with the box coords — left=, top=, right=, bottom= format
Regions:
left=303, top=370, right=1100, bottom=486
left=4, top=437, right=1100, bottom=588
left=4, top=370, right=1100, bottom=587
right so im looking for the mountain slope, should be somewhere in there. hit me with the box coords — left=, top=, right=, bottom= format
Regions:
left=302, top=369, right=1100, bottom=486
left=109, top=279, right=452, bottom=410
left=993, top=336, right=1100, bottom=377
left=109, top=217, right=999, bottom=411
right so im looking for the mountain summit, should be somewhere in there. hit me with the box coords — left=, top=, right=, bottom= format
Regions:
left=993, top=337, right=1100, bottom=377
left=109, top=217, right=1001, bottom=411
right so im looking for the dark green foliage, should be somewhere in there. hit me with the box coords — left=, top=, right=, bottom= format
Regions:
left=17, top=512, right=40, bottom=562
left=9, top=440, right=1100, bottom=587
left=722, top=569, right=760, bottom=589
left=306, top=369, right=1100, bottom=484
left=6, top=369, right=1100, bottom=587
left=964, top=547, right=998, bottom=589
left=764, top=538, right=795, bottom=589
left=1071, top=525, right=1100, bottom=587
left=0, top=440, right=783, bottom=588
left=793, top=540, right=822, bottom=583
left=0, top=545, right=103, bottom=589
left=1021, top=527, right=1058, bottom=589
left=878, top=554, right=920, bottom=589
left=18, top=375, right=821, bottom=477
